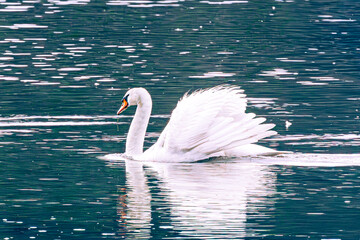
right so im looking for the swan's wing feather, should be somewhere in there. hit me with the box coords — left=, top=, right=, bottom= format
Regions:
left=161, top=86, right=245, bottom=151
left=153, top=85, right=276, bottom=157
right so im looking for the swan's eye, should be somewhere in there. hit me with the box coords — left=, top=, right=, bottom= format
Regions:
left=117, top=94, right=129, bottom=115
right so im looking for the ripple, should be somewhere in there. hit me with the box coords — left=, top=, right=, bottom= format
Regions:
left=276, top=58, right=306, bottom=63
left=47, top=0, right=91, bottom=5
left=23, top=38, right=47, bottom=41
left=30, top=81, right=61, bottom=86
left=96, top=78, right=117, bottom=82
left=73, top=228, right=86, bottom=231
left=0, top=115, right=121, bottom=127
left=0, top=129, right=37, bottom=137
left=200, top=0, right=248, bottom=4
left=58, top=67, right=85, bottom=71
left=0, top=76, right=19, bottom=81
left=0, top=121, right=116, bottom=127
left=0, top=5, right=34, bottom=12
left=258, top=68, right=298, bottom=78
left=270, top=134, right=360, bottom=148
left=0, top=57, right=14, bottom=61
left=254, top=153, right=360, bottom=167
left=59, top=85, right=88, bottom=88
left=322, top=19, right=356, bottom=22
left=0, top=24, right=48, bottom=29
left=271, top=134, right=360, bottom=141
left=309, top=76, right=339, bottom=81
left=0, top=115, right=108, bottom=121
left=73, top=75, right=104, bottom=80
left=217, top=51, right=234, bottom=55
left=3, top=38, right=25, bottom=43
left=296, top=81, right=328, bottom=86
left=189, top=71, right=235, bottom=78
left=3, top=52, right=31, bottom=56
left=248, top=97, right=278, bottom=109
left=104, top=153, right=360, bottom=166
left=318, top=15, right=333, bottom=18
left=106, top=0, right=181, bottom=7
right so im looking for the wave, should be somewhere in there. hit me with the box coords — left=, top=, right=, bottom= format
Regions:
left=0, top=114, right=170, bottom=127
left=102, top=153, right=360, bottom=167
left=0, top=121, right=117, bottom=127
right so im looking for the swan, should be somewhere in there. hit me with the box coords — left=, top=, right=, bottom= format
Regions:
left=117, top=85, right=279, bottom=162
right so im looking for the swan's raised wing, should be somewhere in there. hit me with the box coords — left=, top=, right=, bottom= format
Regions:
left=150, top=86, right=276, bottom=159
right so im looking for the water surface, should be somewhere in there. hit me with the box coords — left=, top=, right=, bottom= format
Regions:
left=1, top=0, right=360, bottom=239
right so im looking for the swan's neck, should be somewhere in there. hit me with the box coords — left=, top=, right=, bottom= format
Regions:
left=125, top=93, right=152, bottom=156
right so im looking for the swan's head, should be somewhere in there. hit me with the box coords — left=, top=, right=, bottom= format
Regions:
left=117, top=88, right=151, bottom=115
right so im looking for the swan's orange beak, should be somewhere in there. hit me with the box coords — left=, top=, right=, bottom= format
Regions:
left=117, top=98, right=129, bottom=115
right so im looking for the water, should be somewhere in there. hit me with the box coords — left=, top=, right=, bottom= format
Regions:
left=1, top=0, right=360, bottom=239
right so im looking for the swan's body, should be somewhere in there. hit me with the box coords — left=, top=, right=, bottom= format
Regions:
left=117, top=85, right=279, bottom=162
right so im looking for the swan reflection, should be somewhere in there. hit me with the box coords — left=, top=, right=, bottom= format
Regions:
left=111, top=158, right=276, bottom=239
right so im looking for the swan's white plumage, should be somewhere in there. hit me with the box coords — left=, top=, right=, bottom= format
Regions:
left=119, top=85, right=278, bottom=162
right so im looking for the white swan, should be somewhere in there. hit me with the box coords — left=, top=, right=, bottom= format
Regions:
left=117, top=85, right=279, bottom=162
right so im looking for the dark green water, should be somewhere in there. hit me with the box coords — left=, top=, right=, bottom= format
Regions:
left=1, top=0, right=360, bottom=239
